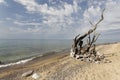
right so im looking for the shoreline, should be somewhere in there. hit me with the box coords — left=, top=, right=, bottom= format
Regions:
left=0, top=58, right=33, bottom=68
left=0, top=48, right=69, bottom=68
left=0, top=41, right=119, bottom=68
left=0, top=42, right=120, bottom=80
left=0, top=49, right=69, bottom=80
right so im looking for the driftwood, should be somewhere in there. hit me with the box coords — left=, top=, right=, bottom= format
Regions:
left=70, top=9, right=105, bottom=62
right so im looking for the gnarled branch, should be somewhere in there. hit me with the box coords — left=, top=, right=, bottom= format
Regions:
left=71, top=8, right=105, bottom=58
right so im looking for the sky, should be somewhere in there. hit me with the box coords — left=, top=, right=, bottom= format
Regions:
left=0, top=0, right=120, bottom=39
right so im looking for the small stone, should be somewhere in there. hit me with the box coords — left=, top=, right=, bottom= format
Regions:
left=32, top=73, right=40, bottom=79
left=22, top=70, right=33, bottom=77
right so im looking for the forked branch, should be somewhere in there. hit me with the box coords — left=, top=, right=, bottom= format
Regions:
left=71, top=8, right=105, bottom=58
left=74, top=8, right=105, bottom=46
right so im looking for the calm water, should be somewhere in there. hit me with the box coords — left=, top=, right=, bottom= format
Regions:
left=0, top=39, right=72, bottom=63
left=0, top=39, right=119, bottom=63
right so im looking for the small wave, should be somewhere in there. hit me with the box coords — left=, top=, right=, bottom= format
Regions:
left=0, top=57, right=36, bottom=68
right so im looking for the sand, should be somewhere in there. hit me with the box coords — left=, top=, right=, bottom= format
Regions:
left=0, top=42, right=120, bottom=80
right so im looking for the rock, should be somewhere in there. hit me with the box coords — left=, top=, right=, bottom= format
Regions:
left=22, top=70, right=34, bottom=77
left=32, top=73, right=40, bottom=79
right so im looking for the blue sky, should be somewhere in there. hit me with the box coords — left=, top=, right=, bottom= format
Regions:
left=0, top=0, right=120, bottom=39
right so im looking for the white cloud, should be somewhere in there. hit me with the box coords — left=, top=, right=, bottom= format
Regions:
left=11, top=0, right=120, bottom=39
left=99, top=0, right=120, bottom=31
left=83, top=6, right=102, bottom=24
left=14, top=0, right=79, bottom=16
left=9, top=26, right=43, bottom=33
left=0, top=0, right=5, bottom=3
left=0, top=0, right=7, bottom=5
left=14, top=0, right=81, bottom=36
left=83, top=0, right=120, bottom=32
left=13, top=20, right=70, bottom=34
left=81, top=5, right=102, bottom=34
left=14, top=21, right=43, bottom=26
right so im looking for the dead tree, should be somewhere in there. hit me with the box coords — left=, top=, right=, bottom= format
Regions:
left=70, top=9, right=105, bottom=60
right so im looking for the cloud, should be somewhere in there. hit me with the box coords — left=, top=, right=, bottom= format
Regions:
left=13, top=0, right=81, bottom=37
left=82, top=5, right=102, bottom=33
left=99, top=0, right=120, bottom=31
left=0, top=0, right=5, bottom=3
left=83, top=0, right=120, bottom=32
left=79, top=0, right=120, bottom=40
left=14, top=0, right=81, bottom=26
left=83, top=6, right=101, bottom=22
left=14, top=0, right=79, bottom=16
left=14, top=0, right=120, bottom=37
left=14, top=21, right=43, bottom=26
left=9, top=26, right=42, bottom=33
left=1, top=0, right=120, bottom=39
left=0, top=0, right=7, bottom=5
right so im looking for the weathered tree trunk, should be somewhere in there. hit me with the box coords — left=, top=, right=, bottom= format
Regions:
left=70, top=9, right=105, bottom=60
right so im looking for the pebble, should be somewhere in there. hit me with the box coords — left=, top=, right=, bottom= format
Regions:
left=32, top=73, right=40, bottom=79
left=22, top=70, right=34, bottom=77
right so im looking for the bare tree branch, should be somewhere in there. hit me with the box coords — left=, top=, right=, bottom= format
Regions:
left=71, top=8, right=105, bottom=59
left=75, top=8, right=105, bottom=45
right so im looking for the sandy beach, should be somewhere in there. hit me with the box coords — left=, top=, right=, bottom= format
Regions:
left=0, top=42, right=120, bottom=80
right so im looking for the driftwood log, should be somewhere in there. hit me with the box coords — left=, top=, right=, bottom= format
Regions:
left=70, top=9, right=105, bottom=62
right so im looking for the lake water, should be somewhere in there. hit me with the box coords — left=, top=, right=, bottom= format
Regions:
left=0, top=39, right=119, bottom=63
left=0, top=39, right=72, bottom=63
